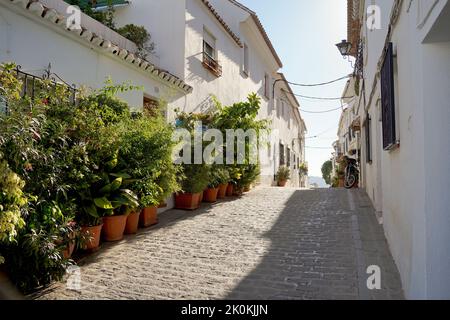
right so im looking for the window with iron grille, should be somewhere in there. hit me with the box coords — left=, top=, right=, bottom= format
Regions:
left=264, top=73, right=270, bottom=99
left=381, top=42, right=397, bottom=150
left=279, top=143, right=285, bottom=166
left=365, top=113, right=372, bottom=163
left=287, top=147, right=291, bottom=167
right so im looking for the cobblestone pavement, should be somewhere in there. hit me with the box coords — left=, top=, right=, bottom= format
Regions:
left=34, top=187, right=404, bottom=300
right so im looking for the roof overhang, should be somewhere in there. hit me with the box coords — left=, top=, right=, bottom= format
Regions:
left=6, top=0, right=192, bottom=94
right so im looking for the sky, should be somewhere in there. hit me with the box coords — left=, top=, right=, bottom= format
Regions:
left=239, top=0, right=352, bottom=177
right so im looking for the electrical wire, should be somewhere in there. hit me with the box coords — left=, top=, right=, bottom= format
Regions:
left=305, top=146, right=334, bottom=149
left=286, top=74, right=352, bottom=87
left=299, top=106, right=343, bottom=114
left=287, top=91, right=355, bottom=101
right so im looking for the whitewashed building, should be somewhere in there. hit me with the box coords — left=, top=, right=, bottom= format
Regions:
left=114, top=0, right=307, bottom=187
left=0, top=0, right=192, bottom=111
left=341, top=0, right=450, bottom=299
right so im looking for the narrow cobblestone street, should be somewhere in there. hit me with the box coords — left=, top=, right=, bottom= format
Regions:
left=35, top=187, right=404, bottom=300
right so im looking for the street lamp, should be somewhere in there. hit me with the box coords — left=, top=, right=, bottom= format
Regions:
left=336, top=40, right=352, bottom=57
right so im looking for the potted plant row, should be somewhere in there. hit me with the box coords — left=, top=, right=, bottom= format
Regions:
left=276, top=166, right=291, bottom=187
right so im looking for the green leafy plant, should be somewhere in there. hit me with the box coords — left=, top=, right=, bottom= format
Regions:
left=321, top=160, right=332, bottom=185
left=299, top=162, right=309, bottom=177
left=116, top=24, right=156, bottom=59
left=275, top=166, right=291, bottom=183
left=0, top=155, right=27, bottom=264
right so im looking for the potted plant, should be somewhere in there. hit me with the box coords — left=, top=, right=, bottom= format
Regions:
left=203, top=167, right=225, bottom=203
left=216, top=167, right=230, bottom=199
left=133, top=178, right=161, bottom=228
left=80, top=168, right=139, bottom=242
left=276, top=166, right=290, bottom=187
left=175, top=164, right=209, bottom=210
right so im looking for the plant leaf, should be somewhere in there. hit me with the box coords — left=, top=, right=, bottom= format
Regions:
left=94, top=197, right=113, bottom=209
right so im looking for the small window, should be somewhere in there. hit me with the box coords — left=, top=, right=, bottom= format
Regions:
left=264, top=73, right=270, bottom=99
left=287, top=148, right=291, bottom=167
left=279, top=143, right=285, bottom=166
left=243, top=43, right=249, bottom=75
left=203, top=28, right=216, bottom=59
left=143, top=96, right=160, bottom=117
left=381, top=42, right=397, bottom=150
left=366, top=113, right=372, bottom=163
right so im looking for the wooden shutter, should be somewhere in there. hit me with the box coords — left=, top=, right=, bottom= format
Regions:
left=380, top=42, right=397, bottom=150
left=365, top=113, right=372, bottom=163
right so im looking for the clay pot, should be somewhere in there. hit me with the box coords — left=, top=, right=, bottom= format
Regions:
left=233, top=187, right=244, bottom=196
left=226, top=184, right=234, bottom=196
left=139, top=206, right=158, bottom=228
left=158, top=202, right=167, bottom=208
left=80, top=224, right=103, bottom=251
left=217, top=184, right=228, bottom=199
left=204, top=188, right=219, bottom=203
left=243, top=185, right=251, bottom=192
left=175, top=192, right=201, bottom=210
left=102, top=215, right=127, bottom=242
left=338, top=177, right=345, bottom=188
left=125, top=211, right=140, bottom=234
left=198, top=191, right=204, bottom=203
left=62, top=231, right=76, bottom=259
left=278, top=180, right=287, bottom=187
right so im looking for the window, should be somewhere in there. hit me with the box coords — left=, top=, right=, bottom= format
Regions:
left=293, top=154, right=296, bottom=169
left=279, top=143, right=285, bottom=166
left=381, top=42, right=397, bottom=150
left=203, top=28, right=216, bottom=59
left=365, top=113, right=372, bottom=163
left=202, top=28, right=222, bottom=77
left=287, top=148, right=291, bottom=167
left=264, top=73, right=270, bottom=99
left=143, top=96, right=160, bottom=117
left=287, top=108, right=291, bottom=129
left=243, top=43, right=249, bottom=75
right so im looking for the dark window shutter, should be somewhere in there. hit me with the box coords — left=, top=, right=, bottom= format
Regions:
left=366, top=113, right=372, bottom=163
left=380, top=42, right=397, bottom=150
left=279, top=143, right=285, bottom=166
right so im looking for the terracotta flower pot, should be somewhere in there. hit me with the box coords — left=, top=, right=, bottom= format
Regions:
left=80, top=224, right=103, bottom=251
left=204, top=187, right=219, bottom=203
left=278, top=180, right=287, bottom=187
left=226, top=184, right=234, bottom=196
left=217, top=184, right=228, bottom=199
left=125, top=211, right=140, bottom=234
left=338, top=177, right=345, bottom=188
left=198, top=191, right=204, bottom=203
left=243, top=185, right=251, bottom=192
left=175, top=192, right=200, bottom=210
left=139, top=206, right=158, bottom=228
left=233, top=187, right=244, bottom=196
left=158, top=202, right=167, bottom=208
left=62, top=231, right=76, bottom=259
left=102, top=215, right=128, bottom=242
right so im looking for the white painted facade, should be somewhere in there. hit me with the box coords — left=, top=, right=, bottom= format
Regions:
left=347, top=0, right=450, bottom=299
left=0, top=0, right=190, bottom=111
left=114, top=0, right=307, bottom=187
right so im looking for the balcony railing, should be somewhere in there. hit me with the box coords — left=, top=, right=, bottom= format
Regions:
left=202, top=52, right=222, bottom=77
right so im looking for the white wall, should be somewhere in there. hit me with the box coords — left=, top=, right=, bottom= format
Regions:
left=0, top=1, right=185, bottom=111
left=113, top=0, right=187, bottom=79
left=358, top=0, right=450, bottom=299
